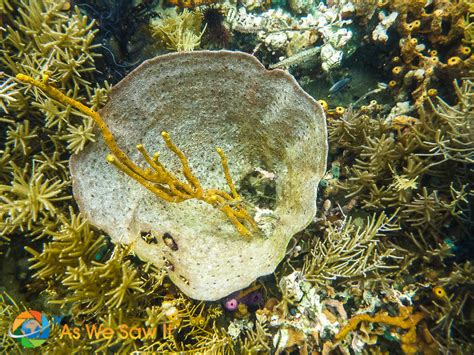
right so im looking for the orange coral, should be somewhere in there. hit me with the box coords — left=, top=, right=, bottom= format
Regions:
left=391, top=115, right=420, bottom=129
left=335, top=306, right=425, bottom=354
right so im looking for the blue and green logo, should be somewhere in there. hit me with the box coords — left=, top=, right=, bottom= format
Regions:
left=8, top=310, right=57, bottom=348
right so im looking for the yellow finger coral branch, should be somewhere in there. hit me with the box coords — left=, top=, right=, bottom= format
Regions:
left=216, top=147, right=239, bottom=200
left=15, top=73, right=259, bottom=239
left=106, top=154, right=181, bottom=203
left=161, top=131, right=203, bottom=196
left=16, top=73, right=146, bottom=179
left=136, top=144, right=193, bottom=199
left=335, top=306, right=425, bottom=354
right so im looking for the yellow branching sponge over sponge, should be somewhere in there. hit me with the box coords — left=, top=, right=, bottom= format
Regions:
left=70, top=51, right=327, bottom=300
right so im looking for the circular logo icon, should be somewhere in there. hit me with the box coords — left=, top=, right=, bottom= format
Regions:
left=8, top=310, right=51, bottom=348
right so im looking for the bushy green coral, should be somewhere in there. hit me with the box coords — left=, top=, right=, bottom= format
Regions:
left=0, top=0, right=109, bottom=244
left=25, top=207, right=107, bottom=280
left=304, top=212, right=398, bottom=284
left=327, top=79, right=472, bottom=236
left=0, top=292, right=22, bottom=353
left=149, top=8, right=205, bottom=52
left=0, top=0, right=12, bottom=14
left=312, top=77, right=473, bottom=352
left=0, top=0, right=109, bottom=163
left=0, top=163, right=70, bottom=236
left=0, top=3, right=238, bottom=352
left=0, top=75, right=18, bottom=113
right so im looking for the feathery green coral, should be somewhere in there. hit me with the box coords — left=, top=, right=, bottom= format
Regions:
left=304, top=213, right=398, bottom=284
left=150, top=8, right=205, bottom=52
left=0, top=292, right=22, bottom=353
left=25, top=207, right=106, bottom=280
left=0, top=163, right=70, bottom=236
left=0, top=75, right=18, bottom=113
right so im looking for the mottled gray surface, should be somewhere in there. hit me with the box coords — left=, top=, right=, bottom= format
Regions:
left=70, top=50, right=327, bottom=300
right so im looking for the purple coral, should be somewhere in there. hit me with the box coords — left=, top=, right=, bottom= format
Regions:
left=223, top=289, right=264, bottom=311
left=240, top=291, right=263, bottom=306
left=224, top=298, right=239, bottom=311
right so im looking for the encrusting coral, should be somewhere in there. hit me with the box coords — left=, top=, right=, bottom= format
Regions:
left=377, top=0, right=473, bottom=110
left=335, top=306, right=426, bottom=354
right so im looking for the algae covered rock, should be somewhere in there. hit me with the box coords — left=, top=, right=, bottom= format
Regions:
left=70, top=50, right=327, bottom=300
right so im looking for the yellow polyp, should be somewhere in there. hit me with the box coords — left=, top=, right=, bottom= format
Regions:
left=427, top=88, right=438, bottom=97
left=318, top=99, right=329, bottom=112
left=392, top=66, right=402, bottom=75
left=447, top=56, right=462, bottom=66
left=432, top=286, right=447, bottom=300
left=16, top=72, right=259, bottom=239
left=335, top=106, right=345, bottom=115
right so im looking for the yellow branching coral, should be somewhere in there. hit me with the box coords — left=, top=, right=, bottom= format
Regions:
left=335, top=306, right=426, bottom=354
left=15, top=73, right=258, bottom=238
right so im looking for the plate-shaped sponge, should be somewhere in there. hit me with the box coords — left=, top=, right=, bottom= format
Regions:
left=70, top=50, right=327, bottom=300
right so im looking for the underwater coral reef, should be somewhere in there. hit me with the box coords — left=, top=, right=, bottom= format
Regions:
left=0, top=0, right=473, bottom=353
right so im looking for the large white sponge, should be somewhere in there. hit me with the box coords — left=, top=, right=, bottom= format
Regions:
left=70, top=50, right=327, bottom=300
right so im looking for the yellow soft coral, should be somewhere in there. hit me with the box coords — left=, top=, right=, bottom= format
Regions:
left=149, top=8, right=205, bottom=52
left=15, top=73, right=258, bottom=239
left=335, top=306, right=425, bottom=354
